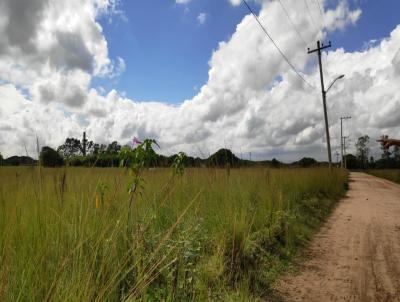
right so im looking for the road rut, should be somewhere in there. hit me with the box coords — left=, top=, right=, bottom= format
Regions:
left=278, top=172, right=400, bottom=302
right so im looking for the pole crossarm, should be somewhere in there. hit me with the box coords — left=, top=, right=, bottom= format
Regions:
left=307, top=41, right=332, bottom=54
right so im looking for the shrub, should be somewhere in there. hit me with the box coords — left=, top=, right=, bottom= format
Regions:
left=40, top=146, right=64, bottom=167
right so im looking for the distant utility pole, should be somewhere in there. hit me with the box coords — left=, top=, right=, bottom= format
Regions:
left=82, top=131, right=87, bottom=156
left=343, top=136, right=349, bottom=169
left=308, top=41, right=332, bottom=169
left=340, top=116, right=351, bottom=168
left=335, top=151, right=340, bottom=165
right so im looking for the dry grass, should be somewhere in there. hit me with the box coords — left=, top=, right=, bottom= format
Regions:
left=0, top=166, right=347, bottom=301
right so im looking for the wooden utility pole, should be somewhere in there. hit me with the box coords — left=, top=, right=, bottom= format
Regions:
left=343, top=136, right=349, bottom=168
left=82, top=131, right=87, bottom=156
left=335, top=151, right=340, bottom=166
left=340, top=116, right=351, bottom=168
left=308, top=41, right=332, bottom=169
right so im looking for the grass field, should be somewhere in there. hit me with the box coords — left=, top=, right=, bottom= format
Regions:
left=0, top=166, right=347, bottom=301
left=368, top=169, right=400, bottom=184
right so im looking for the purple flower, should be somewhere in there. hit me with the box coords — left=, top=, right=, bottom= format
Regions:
left=132, top=136, right=142, bottom=147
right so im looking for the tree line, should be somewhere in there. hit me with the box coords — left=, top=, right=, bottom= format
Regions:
left=0, top=135, right=283, bottom=168
left=1, top=134, right=399, bottom=169
left=345, top=135, right=400, bottom=169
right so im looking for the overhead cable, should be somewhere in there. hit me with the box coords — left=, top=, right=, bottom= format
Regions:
left=242, top=0, right=315, bottom=89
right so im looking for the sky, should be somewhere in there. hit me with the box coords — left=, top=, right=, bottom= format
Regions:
left=98, top=0, right=399, bottom=103
left=1, top=0, right=400, bottom=161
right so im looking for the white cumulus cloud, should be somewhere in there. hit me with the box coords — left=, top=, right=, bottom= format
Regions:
left=176, top=0, right=192, bottom=4
left=0, top=0, right=399, bottom=163
left=197, top=12, right=208, bottom=25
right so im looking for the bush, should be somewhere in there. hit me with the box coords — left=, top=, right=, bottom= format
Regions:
left=40, top=146, right=64, bottom=167
left=296, top=157, right=317, bottom=167
left=67, top=154, right=120, bottom=167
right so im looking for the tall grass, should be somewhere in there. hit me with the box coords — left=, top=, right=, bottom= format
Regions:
left=368, top=169, right=400, bottom=184
left=0, top=167, right=346, bottom=301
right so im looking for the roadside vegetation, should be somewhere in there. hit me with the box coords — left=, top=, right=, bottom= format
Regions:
left=0, top=162, right=347, bottom=301
left=368, top=169, right=400, bottom=184
left=0, top=135, right=334, bottom=169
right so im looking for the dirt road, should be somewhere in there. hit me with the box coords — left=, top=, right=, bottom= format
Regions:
left=278, top=172, right=400, bottom=302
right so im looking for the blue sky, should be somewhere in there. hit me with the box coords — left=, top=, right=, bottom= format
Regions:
left=96, top=1, right=250, bottom=103
left=96, top=0, right=400, bottom=104
left=2, top=0, right=400, bottom=159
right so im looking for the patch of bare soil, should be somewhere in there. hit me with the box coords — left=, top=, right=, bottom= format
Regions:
left=276, top=172, right=400, bottom=302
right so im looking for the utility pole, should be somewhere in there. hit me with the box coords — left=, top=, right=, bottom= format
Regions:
left=343, top=136, right=349, bottom=169
left=340, top=116, right=351, bottom=168
left=82, top=131, right=87, bottom=156
left=308, top=41, right=332, bottom=169
left=335, top=151, right=340, bottom=166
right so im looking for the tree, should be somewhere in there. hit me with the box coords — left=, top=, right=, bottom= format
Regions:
left=380, top=142, right=391, bottom=160
left=393, top=145, right=400, bottom=162
left=57, top=138, right=82, bottom=158
left=85, top=140, right=95, bottom=155
left=207, top=149, right=240, bottom=167
left=271, top=158, right=281, bottom=168
left=40, top=146, right=64, bottom=167
left=344, top=154, right=359, bottom=169
left=296, top=157, right=317, bottom=167
left=92, top=143, right=108, bottom=155
left=355, top=135, right=370, bottom=169
left=81, top=140, right=96, bottom=155
left=0, top=152, right=3, bottom=165
left=106, top=141, right=121, bottom=154
left=3, top=156, right=36, bottom=166
left=369, top=156, right=376, bottom=169
left=57, top=137, right=98, bottom=157
left=92, top=143, right=100, bottom=155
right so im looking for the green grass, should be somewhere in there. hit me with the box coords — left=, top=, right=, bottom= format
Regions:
left=0, top=166, right=347, bottom=301
left=368, top=169, right=400, bottom=184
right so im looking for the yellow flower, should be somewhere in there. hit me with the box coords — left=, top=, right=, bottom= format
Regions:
left=95, top=196, right=100, bottom=209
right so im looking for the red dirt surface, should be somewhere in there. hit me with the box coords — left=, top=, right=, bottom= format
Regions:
left=277, top=172, right=400, bottom=302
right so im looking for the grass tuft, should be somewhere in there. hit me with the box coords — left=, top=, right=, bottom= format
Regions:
left=0, top=167, right=347, bottom=301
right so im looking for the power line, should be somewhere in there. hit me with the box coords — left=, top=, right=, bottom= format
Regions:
left=314, top=0, right=324, bottom=20
left=304, top=0, right=319, bottom=34
left=313, top=0, right=327, bottom=31
left=242, top=0, right=315, bottom=89
left=315, top=0, right=329, bottom=77
left=308, top=0, right=329, bottom=76
left=276, top=0, right=309, bottom=47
